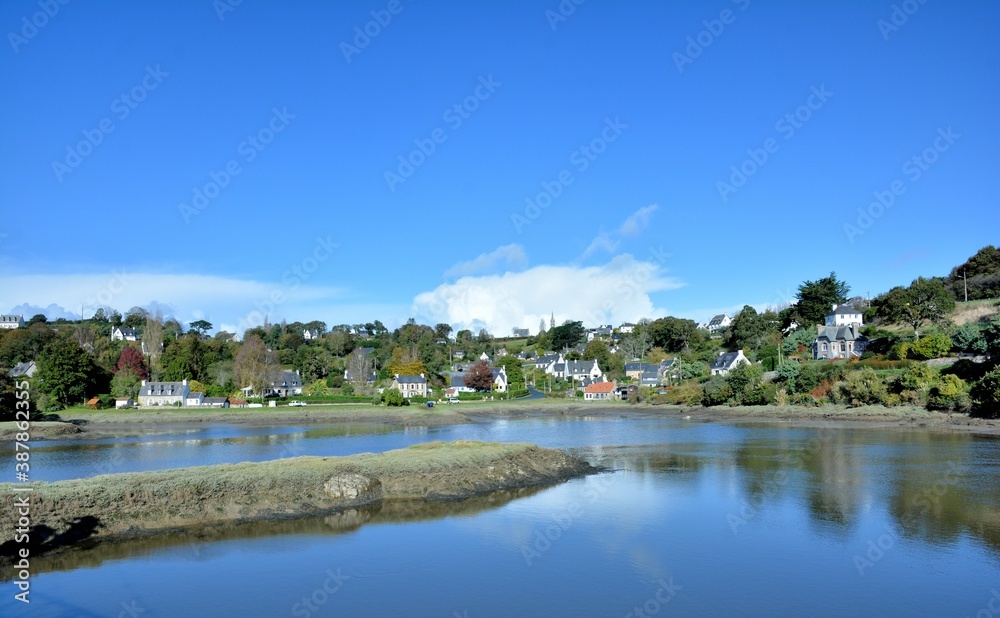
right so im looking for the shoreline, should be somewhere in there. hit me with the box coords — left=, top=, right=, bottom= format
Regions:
left=6, top=399, right=998, bottom=439
left=0, top=441, right=596, bottom=561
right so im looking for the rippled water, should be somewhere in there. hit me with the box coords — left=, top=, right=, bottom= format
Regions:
left=2, top=417, right=999, bottom=617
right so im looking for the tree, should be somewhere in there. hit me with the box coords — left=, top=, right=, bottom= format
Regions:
left=123, top=306, right=149, bottom=330
left=495, top=355, right=526, bottom=391
left=110, top=368, right=142, bottom=399
left=538, top=318, right=547, bottom=335
left=648, top=317, right=699, bottom=354
left=477, top=329, right=492, bottom=343
left=434, top=323, right=453, bottom=340
left=873, top=277, right=956, bottom=336
left=465, top=360, right=494, bottom=392
left=725, top=306, right=768, bottom=353
left=952, top=323, right=986, bottom=355
left=548, top=321, right=586, bottom=350
left=144, top=311, right=164, bottom=377
left=456, top=329, right=472, bottom=342
left=948, top=245, right=1000, bottom=301
left=346, top=347, right=374, bottom=391
left=791, top=272, right=850, bottom=327
left=36, top=338, right=100, bottom=407
left=233, top=335, right=277, bottom=402
left=190, top=320, right=213, bottom=336
left=115, top=345, right=148, bottom=380
left=27, top=313, right=47, bottom=325
left=619, top=330, right=652, bottom=360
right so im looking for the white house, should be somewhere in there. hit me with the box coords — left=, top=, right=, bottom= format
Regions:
left=0, top=315, right=24, bottom=330
left=619, top=322, right=636, bottom=334
left=111, top=326, right=139, bottom=342
left=491, top=366, right=508, bottom=392
left=813, top=325, right=868, bottom=360
left=825, top=304, right=863, bottom=328
left=706, top=314, right=732, bottom=334
left=565, top=360, right=602, bottom=381
left=303, top=329, right=320, bottom=340
left=584, top=381, right=615, bottom=401
left=185, top=392, right=205, bottom=407
left=9, top=361, right=37, bottom=378
left=710, top=351, right=750, bottom=376
left=138, top=379, right=191, bottom=406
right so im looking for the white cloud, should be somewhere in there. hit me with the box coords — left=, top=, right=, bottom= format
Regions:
left=582, top=204, right=659, bottom=259
left=412, top=254, right=685, bottom=336
left=0, top=271, right=349, bottom=335
left=444, top=244, right=528, bottom=279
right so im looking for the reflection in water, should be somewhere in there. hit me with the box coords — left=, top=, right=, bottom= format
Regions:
left=10, top=487, right=547, bottom=581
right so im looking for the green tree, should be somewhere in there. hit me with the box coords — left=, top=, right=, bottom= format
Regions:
left=791, top=272, right=850, bottom=327
left=948, top=245, right=1000, bottom=301
left=909, top=333, right=953, bottom=360
left=548, top=321, right=586, bottom=350
left=110, top=368, right=142, bottom=399
left=874, top=277, right=956, bottom=336
left=189, top=319, right=213, bottom=336
left=434, top=323, right=453, bottom=340
left=970, top=367, right=1000, bottom=418
left=123, top=306, right=149, bottom=330
left=648, top=317, right=700, bottom=354
left=36, top=338, right=100, bottom=406
left=951, top=323, right=986, bottom=355
left=726, top=306, right=768, bottom=353
left=495, top=355, right=526, bottom=391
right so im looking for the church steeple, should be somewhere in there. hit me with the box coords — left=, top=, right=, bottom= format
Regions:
left=550, top=312, right=555, bottom=329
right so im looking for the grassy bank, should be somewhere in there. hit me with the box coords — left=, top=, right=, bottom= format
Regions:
left=0, top=441, right=595, bottom=558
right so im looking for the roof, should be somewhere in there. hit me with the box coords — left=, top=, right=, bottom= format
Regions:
left=829, top=304, right=861, bottom=315
left=187, top=392, right=205, bottom=398
left=566, top=360, right=597, bottom=374
left=625, top=362, right=656, bottom=372
left=584, top=381, right=615, bottom=394
left=711, top=352, right=744, bottom=370
left=708, top=314, right=729, bottom=326
left=449, top=374, right=467, bottom=388
left=140, top=381, right=188, bottom=396
left=271, top=370, right=301, bottom=387
left=87, top=397, right=100, bottom=404
left=0, top=314, right=23, bottom=322
left=814, top=325, right=868, bottom=343
left=9, top=361, right=36, bottom=377
left=395, top=374, right=427, bottom=384
left=229, top=398, right=248, bottom=405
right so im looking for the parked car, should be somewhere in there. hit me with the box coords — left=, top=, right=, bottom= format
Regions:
left=447, top=397, right=460, bottom=404
left=287, top=401, right=307, bottom=407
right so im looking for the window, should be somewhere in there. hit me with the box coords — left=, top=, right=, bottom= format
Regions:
left=822, top=344, right=828, bottom=351
left=840, top=343, right=846, bottom=352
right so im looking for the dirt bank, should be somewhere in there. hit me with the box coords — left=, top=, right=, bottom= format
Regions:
left=0, top=441, right=596, bottom=559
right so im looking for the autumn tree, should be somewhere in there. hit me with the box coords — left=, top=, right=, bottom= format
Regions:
left=234, top=335, right=278, bottom=402
left=115, top=345, right=148, bottom=380
left=465, top=360, right=494, bottom=392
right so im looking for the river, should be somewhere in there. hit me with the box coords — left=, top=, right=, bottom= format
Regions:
left=2, top=416, right=999, bottom=617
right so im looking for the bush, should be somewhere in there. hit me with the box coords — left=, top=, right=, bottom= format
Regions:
left=952, top=323, right=986, bottom=355
left=833, top=368, right=888, bottom=407
left=725, top=363, right=763, bottom=404
left=660, top=382, right=703, bottom=405
left=382, top=389, right=406, bottom=407
left=701, top=377, right=732, bottom=406
left=927, top=374, right=970, bottom=411
left=810, top=379, right=833, bottom=402
left=909, top=333, right=953, bottom=360
left=888, top=342, right=911, bottom=361
left=970, top=367, right=1000, bottom=418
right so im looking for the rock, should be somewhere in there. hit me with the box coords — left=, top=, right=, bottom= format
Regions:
left=323, top=473, right=382, bottom=505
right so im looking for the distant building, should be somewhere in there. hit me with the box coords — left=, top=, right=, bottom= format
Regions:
left=9, top=361, right=37, bottom=378
left=0, top=315, right=24, bottom=330
left=111, top=326, right=139, bottom=342
left=619, top=323, right=636, bottom=334
left=584, top=381, right=615, bottom=401
left=813, top=304, right=868, bottom=360
left=138, top=379, right=191, bottom=406
left=303, top=329, right=320, bottom=340
left=392, top=374, right=427, bottom=398
left=825, top=304, right=863, bottom=328
left=705, top=314, right=732, bottom=334
left=512, top=327, right=530, bottom=338
left=710, top=351, right=750, bottom=376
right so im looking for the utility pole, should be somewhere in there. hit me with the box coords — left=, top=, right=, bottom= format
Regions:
left=963, top=270, right=968, bottom=302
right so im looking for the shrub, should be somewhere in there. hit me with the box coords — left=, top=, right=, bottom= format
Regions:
left=927, top=374, right=970, bottom=411
left=810, top=379, right=833, bottom=402
left=888, top=342, right=911, bottom=361
left=897, top=363, right=936, bottom=393
left=970, top=367, right=1000, bottom=418
left=774, top=388, right=789, bottom=406
left=909, top=333, right=953, bottom=360
left=701, top=377, right=732, bottom=406
left=661, top=382, right=703, bottom=405
left=834, top=368, right=888, bottom=407
left=952, top=323, right=986, bottom=355
left=725, top=363, right=763, bottom=404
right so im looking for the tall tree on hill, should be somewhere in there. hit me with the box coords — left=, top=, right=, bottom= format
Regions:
left=790, top=272, right=851, bottom=327
left=948, top=245, right=1000, bottom=301
left=465, top=360, right=494, bottom=392
left=873, top=277, right=956, bottom=337
left=36, top=338, right=100, bottom=406
left=726, top=305, right=768, bottom=353
left=189, top=320, right=213, bottom=336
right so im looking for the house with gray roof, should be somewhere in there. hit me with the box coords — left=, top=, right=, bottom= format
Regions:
left=565, top=359, right=602, bottom=381
left=9, top=361, right=36, bottom=378
left=392, top=373, right=428, bottom=398
left=813, top=325, right=868, bottom=360
left=111, top=326, right=139, bottom=342
left=0, top=315, right=24, bottom=330
left=710, top=351, right=750, bottom=376
left=825, top=304, right=863, bottom=328
left=138, top=379, right=191, bottom=406
left=706, top=314, right=732, bottom=334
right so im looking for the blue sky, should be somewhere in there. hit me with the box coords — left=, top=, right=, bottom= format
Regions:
left=1, top=0, right=997, bottom=336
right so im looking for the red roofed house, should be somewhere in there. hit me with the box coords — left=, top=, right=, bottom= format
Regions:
left=584, top=381, right=615, bottom=401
